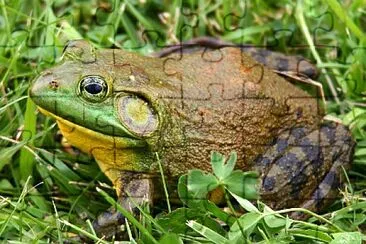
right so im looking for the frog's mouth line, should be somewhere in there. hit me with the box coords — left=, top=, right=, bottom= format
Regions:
left=37, top=107, right=147, bottom=149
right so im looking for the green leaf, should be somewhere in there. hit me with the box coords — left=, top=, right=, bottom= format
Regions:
left=211, top=151, right=237, bottom=180
left=229, top=191, right=259, bottom=213
left=263, top=206, right=286, bottom=228
left=330, top=232, right=362, bottom=244
left=156, top=208, right=202, bottom=234
left=187, top=169, right=219, bottom=196
left=40, top=150, right=81, bottom=181
left=224, top=170, right=258, bottom=199
left=178, top=172, right=218, bottom=210
left=228, top=213, right=261, bottom=240
left=157, top=208, right=225, bottom=236
left=204, top=201, right=237, bottom=226
left=211, top=151, right=225, bottom=177
left=20, top=98, right=37, bottom=181
left=290, top=229, right=333, bottom=242
left=0, top=142, right=25, bottom=171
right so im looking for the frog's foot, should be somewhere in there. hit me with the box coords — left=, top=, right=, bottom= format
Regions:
left=91, top=172, right=154, bottom=239
left=92, top=206, right=126, bottom=239
left=289, top=157, right=349, bottom=220
left=255, top=122, right=355, bottom=218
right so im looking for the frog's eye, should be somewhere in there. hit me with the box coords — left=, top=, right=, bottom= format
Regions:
left=117, top=95, right=158, bottom=137
left=79, top=76, right=108, bottom=102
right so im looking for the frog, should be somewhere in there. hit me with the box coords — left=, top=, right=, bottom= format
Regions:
left=29, top=37, right=355, bottom=234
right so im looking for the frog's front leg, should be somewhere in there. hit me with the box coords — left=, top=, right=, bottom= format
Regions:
left=254, top=122, right=354, bottom=218
left=92, top=171, right=155, bottom=238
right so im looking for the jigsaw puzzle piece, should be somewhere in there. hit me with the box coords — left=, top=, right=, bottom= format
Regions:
left=92, top=0, right=120, bottom=47
left=176, top=7, right=199, bottom=42
left=52, top=0, right=81, bottom=27
left=6, top=29, right=56, bottom=68
left=93, top=0, right=169, bottom=50
left=63, top=39, right=97, bottom=63
left=268, top=28, right=298, bottom=49
left=222, top=1, right=249, bottom=46
left=312, top=11, right=336, bottom=48
left=346, top=46, right=366, bottom=95
left=4, top=30, right=57, bottom=68
left=23, top=46, right=58, bottom=68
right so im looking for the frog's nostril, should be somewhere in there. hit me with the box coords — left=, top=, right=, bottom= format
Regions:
left=49, top=80, right=59, bottom=90
left=30, top=75, right=56, bottom=100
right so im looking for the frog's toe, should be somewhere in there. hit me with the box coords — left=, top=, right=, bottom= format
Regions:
left=92, top=207, right=126, bottom=239
left=255, top=122, right=354, bottom=216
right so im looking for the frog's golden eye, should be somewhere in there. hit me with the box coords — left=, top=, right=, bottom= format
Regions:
left=79, top=76, right=108, bottom=102
left=117, top=95, right=158, bottom=137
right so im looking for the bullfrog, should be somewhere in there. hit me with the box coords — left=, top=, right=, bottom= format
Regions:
left=29, top=38, right=354, bottom=232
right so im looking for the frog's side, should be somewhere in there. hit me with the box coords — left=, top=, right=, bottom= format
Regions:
left=30, top=39, right=354, bottom=232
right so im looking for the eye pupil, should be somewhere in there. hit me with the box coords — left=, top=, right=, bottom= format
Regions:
left=85, top=83, right=102, bottom=94
left=79, top=76, right=108, bottom=102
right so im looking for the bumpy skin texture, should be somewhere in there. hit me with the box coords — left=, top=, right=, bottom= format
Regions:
left=30, top=39, right=354, bottom=228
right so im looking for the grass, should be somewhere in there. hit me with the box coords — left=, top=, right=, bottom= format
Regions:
left=0, top=0, right=365, bottom=242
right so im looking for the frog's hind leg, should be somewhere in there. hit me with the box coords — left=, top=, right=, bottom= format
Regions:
left=243, top=47, right=319, bottom=79
left=255, top=122, right=354, bottom=219
left=92, top=170, right=155, bottom=239
left=290, top=123, right=355, bottom=219
left=290, top=152, right=350, bottom=220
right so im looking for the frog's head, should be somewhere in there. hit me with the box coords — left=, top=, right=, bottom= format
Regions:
left=30, top=40, right=168, bottom=171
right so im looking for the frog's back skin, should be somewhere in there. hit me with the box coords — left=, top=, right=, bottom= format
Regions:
left=145, top=47, right=322, bottom=176
left=109, top=45, right=323, bottom=177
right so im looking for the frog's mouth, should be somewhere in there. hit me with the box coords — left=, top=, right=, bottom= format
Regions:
left=37, top=107, right=147, bottom=154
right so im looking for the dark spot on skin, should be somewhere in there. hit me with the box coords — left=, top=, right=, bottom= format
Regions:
left=276, top=138, right=288, bottom=153
left=277, top=152, right=300, bottom=170
left=249, top=49, right=271, bottom=65
left=290, top=172, right=309, bottom=199
left=309, top=170, right=342, bottom=211
left=251, top=53, right=266, bottom=65
left=290, top=127, right=306, bottom=141
left=310, top=188, right=326, bottom=211
left=303, top=67, right=317, bottom=79
left=275, top=152, right=313, bottom=199
left=262, top=176, right=276, bottom=192
left=254, top=155, right=272, bottom=167
left=276, top=58, right=289, bottom=71
left=320, top=124, right=336, bottom=144
left=342, top=134, right=352, bottom=144
left=299, top=136, right=312, bottom=147
left=295, top=107, right=303, bottom=119
left=298, top=136, right=325, bottom=168
left=322, top=170, right=339, bottom=188
left=254, top=155, right=274, bottom=173
left=312, top=188, right=325, bottom=201
left=257, top=49, right=272, bottom=58
left=303, top=145, right=322, bottom=164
